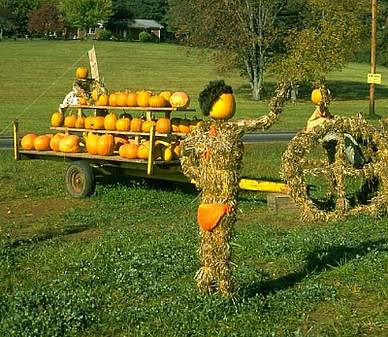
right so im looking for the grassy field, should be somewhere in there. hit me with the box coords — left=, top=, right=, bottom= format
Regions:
left=0, top=40, right=388, bottom=136
left=0, top=41, right=387, bottom=336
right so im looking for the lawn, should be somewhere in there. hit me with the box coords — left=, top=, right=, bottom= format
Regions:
left=0, top=41, right=387, bottom=336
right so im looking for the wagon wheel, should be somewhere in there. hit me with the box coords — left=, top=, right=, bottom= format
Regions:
left=281, top=117, right=388, bottom=221
left=65, top=160, right=96, bottom=198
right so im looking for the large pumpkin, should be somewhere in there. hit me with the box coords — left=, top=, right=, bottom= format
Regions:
left=64, top=114, right=77, bottom=128
left=59, top=135, right=80, bottom=153
left=311, top=89, right=322, bottom=105
left=116, top=92, right=128, bottom=107
left=104, top=113, right=117, bottom=131
left=209, top=93, right=235, bottom=120
left=149, top=95, right=166, bottom=108
left=50, top=133, right=65, bottom=152
left=126, top=92, right=138, bottom=107
left=108, top=93, right=118, bottom=107
left=50, top=112, right=64, bottom=127
left=84, top=116, right=94, bottom=129
left=86, top=133, right=100, bottom=155
left=170, top=92, right=190, bottom=108
left=90, top=116, right=105, bottom=130
left=137, top=141, right=150, bottom=160
left=119, top=143, right=139, bottom=159
left=33, top=135, right=51, bottom=151
left=98, top=134, right=115, bottom=156
left=76, top=67, right=88, bottom=79
left=156, top=117, right=171, bottom=134
left=137, top=90, right=152, bottom=107
left=130, top=117, right=143, bottom=132
left=21, top=133, right=37, bottom=150
left=116, top=117, right=131, bottom=131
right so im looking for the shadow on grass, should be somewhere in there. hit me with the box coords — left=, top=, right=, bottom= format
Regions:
left=240, top=238, right=388, bottom=299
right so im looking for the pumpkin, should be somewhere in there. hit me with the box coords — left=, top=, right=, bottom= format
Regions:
left=130, top=117, right=143, bottom=132
left=170, top=91, right=190, bottom=108
left=156, top=117, right=171, bottom=134
left=64, top=114, right=77, bottom=128
left=116, top=117, right=131, bottom=131
left=21, top=133, right=37, bottom=150
left=137, top=141, right=150, bottom=159
left=119, top=143, right=139, bottom=159
left=116, top=92, right=128, bottom=107
left=108, top=93, right=118, bottom=107
left=173, top=144, right=181, bottom=158
left=59, top=135, right=80, bottom=153
left=91, top=89, right=99, bottom=102
left=159, top=91, right=172, bottom=105
left=171, top=117, right=181, bottom=132
left=97, top=94, right=109, bottom=106
left=311, top=88, right=322, bottom=105
left=50, top=133, right=65, bottom=151
left=86, top=133, right=100, bottom=155
left=149, top=95, right=166, bottom=108
left=209, top=93, right=235, bottom=120
left=76, top=67, right=88, bottom=79
left=126, top=92, right=138, bottom=107
left=50, top=112, right=64, bottom=127
left=84, top=116, right=94, bottom=129
left=136, top=90, right=152, bottom=107
left=197, top=203, right=232, bottom=231
left=75, top=116, right=85, bottom=129
left=90, top=116, right=105, bottom=130
left=141, top=120, right=156, bottom=133
left=98, top=134, right=115, bottom=156
left=104, top=113, right=117, bottom=131
left=178, top=118, right=191, bottom=133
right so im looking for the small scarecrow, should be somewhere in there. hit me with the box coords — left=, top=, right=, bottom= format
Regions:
left=180, top=80, right=289, bottom=297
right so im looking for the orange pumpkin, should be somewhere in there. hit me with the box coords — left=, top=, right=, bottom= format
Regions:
left=104, top=113, right=117, bottom=131
left=50, top=133, right=65, bottom=151
left=159, top=91, right=172, bottom=105
left=97, top=94, right=109, bottom=106
left=178, top=118, right=191, bottom=133
left=149, top=95, right=166, bottom=108
left=33, top=135, right=51, bottom=151
left=137, top=141, right=150, bottom=159
left=98, top=134, right=115, bottom=156
left=126, top=92, right=138, bottom=107
left=156, top=117, right=171, bottom=134
left=108, top=93, right=118, bottom=107
left=116, top=117, right=131, bottom=131
left=59, top=135, right=80, bottom=153
left=173, top=144, right=181, bottom=158
left=171, top=118, right=181, bottom=132
left=90, top=116, right=105, bottom=130
left=136, top=90, right=152, bottom=107
left=130, top=117, right=143, bottom=132
left=141, top=120, right=156, bottom=133
left=170, top=92, right=190, bottom=108
left=75, top=67, right=88, bottom=79
left=311, top=88, right=322, bottom=105
left=84, top=116, right=94, bottom=129
left=50, top=112, right=64, bottom=127
left=197, top=203, right=232, bottom=231
left=116, top=92, right=128, bottom=107
left=64, top=114, right=77, bottom=128
left=21, top=133, right=37, bottom=150
left=209, top=93, right=235, bottom=120
left=86, top=133, right=100, bottom=155
left=119, top=143, right=139, bottom=159
left=75, top=116, right=85, bottom=129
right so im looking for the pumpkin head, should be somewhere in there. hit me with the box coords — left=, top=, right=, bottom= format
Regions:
left=50, top=133, right=65, bottom=152
left=126, top=92, right=138, bottom=107
left=86, top=133, right=100, bottom=155
left=33, top=135, right=51, bottom=151
left=98, top=134, right=115, bottom=156
left=59, top=135, right=80, bottom=153
left=104, top=113, right=118, bottom=131
left=170, top=91, right=190, bottom=108
left=76, top=67, right=88, bottom=79
left=209, top=93, right=235, bottom=120
left=50, top=112, right=64, bottom=127
left=156, top=117, right=172, bottom=134
left=21, top=133, right=37, bottom=150
left=64, top=114, right=77, bottom=128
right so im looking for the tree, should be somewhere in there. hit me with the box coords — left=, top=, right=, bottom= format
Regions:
left=59, top=0, right=112, bottom=38
left=0, top=0, right=15, bottom=39
left=169, top=0, right=369, bottom=99
left=28, top=3, right=64, bottom=37
left=129, top=0, right=168, bottom=24
left=106, top=0, right=134, bottom=35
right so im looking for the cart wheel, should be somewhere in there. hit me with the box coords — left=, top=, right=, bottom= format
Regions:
left=281, top=117, right=388, bottom=221
left=65, top=161, right=96, bottom=198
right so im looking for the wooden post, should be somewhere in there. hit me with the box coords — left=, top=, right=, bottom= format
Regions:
left=369, top=0, right=377, bottom=118
left=147, top=125, right=156, bottom=175
left=13, top=120, right=19, bottom=161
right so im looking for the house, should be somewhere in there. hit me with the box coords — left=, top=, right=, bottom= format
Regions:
left=127, top=19, right=164, bottom=41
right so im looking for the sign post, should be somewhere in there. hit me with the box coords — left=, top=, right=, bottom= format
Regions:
left=369, top=0, right=378, bottom=118
left=88, top=46, right=99, bottom=81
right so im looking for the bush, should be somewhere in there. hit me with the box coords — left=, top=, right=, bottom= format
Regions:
left=98, top=29, right=112, bottom=41
left=139, top=31, right=152, bottom=42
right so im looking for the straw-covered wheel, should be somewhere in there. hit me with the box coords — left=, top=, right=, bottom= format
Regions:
left=281, top=117, right=388, bottom=221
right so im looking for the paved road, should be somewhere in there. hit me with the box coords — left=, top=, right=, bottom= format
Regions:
left=0, top=132, right=297, bottom=149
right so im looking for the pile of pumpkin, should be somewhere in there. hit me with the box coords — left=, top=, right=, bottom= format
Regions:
left=51, top=111, right=203, bottom=134
left=20, top=132, right=181, bottom=161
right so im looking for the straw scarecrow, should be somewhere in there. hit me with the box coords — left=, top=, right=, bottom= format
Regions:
left=180, top=80, right=290, bottom=297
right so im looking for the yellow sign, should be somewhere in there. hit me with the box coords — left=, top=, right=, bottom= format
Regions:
left=368, top=73, right=382, bottom=84
left=88, top=46, right=99, bottom=81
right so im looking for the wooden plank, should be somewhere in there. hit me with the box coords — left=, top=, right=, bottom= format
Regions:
left=267, top=193, right=299, bottom=213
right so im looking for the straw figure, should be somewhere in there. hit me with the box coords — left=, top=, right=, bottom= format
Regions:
left=180, top=80, right=290, bottom=297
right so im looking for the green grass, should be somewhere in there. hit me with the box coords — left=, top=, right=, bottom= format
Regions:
left=1, top=40, right=388, bottom=136
left=1, top=146, right=387, bottom=336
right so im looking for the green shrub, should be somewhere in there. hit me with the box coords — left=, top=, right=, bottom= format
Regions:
left=98, top=29, right=112, bottom=41
left=139, top=31, right=152, bottom=42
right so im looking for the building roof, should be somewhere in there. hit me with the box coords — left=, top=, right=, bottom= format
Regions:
left=129, top=19, right=164, bottom=30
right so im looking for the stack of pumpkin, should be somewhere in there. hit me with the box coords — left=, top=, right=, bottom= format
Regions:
left=20, top=133, right=80, bottom=153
